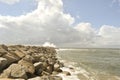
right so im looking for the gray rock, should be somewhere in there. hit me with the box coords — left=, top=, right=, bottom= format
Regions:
left=0, top=57, right=8, bottom=71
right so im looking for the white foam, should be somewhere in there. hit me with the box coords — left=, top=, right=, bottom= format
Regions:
left=57, top=67, right=80, bottom=80
left=57, top=49, right=69, bottom=51
left=57, top=59, right=96, bottom=80
left=42, top=42, right=56, bottom=48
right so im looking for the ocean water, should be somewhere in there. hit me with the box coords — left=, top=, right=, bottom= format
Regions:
left=57, top=48, right=120, bottom=80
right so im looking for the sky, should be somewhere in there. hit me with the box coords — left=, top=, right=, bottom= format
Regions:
left=63, top=0, right=120, bottom=27
left=0, top=0, right=120, bottom=48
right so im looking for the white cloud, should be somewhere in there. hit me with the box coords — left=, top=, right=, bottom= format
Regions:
left=0, top=0, right=20, bottom=4
left=0, top=0, right=76, bottom=45
left=97, top=25, right=120, bottom=47
left=74, top=22, right=95, bottom=34
left=0, top=0, right=120, bottom=48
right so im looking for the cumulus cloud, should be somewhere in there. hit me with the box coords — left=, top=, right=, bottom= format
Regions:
left=0, top=0, right=120, bottom=48
left=0, top=0, right=20, bottom=4
left=0, top=0, right=77, bottom=45
left=97, top=25, right=120, bottom=47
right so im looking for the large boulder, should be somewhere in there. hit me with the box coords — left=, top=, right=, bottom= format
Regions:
left=0, top=64, right=27, bottom=79
left=2, top=52, right=20, bottom=65
left=10, top=64, right=27, bottom=79
left=18, top=59, right=35, bottom=74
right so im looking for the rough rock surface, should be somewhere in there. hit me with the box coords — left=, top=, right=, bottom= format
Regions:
left=0, top=57, right=8, bottom=72
left=0, top=44, right=65, bottom=80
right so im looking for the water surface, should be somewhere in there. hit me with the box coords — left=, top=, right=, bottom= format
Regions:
left=58, top=48, right=120, bottom=79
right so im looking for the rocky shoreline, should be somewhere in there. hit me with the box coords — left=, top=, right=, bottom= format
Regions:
left=0, top=44, right=70, bottom=80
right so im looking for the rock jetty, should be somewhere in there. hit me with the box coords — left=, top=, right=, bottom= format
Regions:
left=0, top=44, right=65, bottom=80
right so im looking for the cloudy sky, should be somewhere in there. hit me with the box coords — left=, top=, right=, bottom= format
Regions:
left=0, top=0, right=120, bottom=48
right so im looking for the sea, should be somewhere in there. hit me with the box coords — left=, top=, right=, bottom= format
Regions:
left=57, top=48, right=120, bottom=80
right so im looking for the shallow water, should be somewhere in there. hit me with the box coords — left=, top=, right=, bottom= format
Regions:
left=57, top=48, right=120, bottom=79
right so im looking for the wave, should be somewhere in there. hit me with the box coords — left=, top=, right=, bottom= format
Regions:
left=57, top=50, right=120, bottom=80
left=57, top=59, right=96, bottom=80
